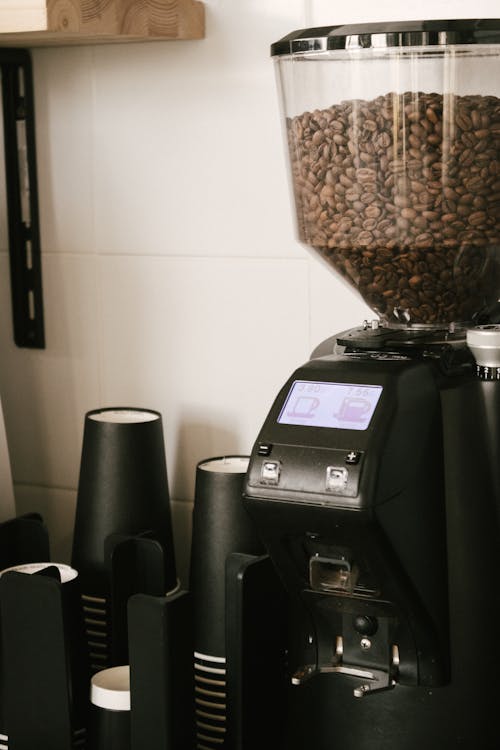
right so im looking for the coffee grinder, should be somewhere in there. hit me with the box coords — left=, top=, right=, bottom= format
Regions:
left=242, top=20, right=500, bottom=749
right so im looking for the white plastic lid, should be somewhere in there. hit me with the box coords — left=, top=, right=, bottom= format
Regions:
left=199, top=456, right=249, bottom=474
left=88, top=409, right=159, bottom=424
left=91, top=666, right=131, bottom=711
left=0, top=562, right=78, bottom=584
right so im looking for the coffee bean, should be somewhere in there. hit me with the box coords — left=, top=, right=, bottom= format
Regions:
left=415, top=233, right=433, bottom=246
left=357, top=167, right=376, bottom=183
left=455, top=112, right=473, bottom=131
left=365, top=205, right=382, bottom=219
left=401, top=207, right=417, bottom=220
left=339, top=174, right=353, bottom=188
left=471, top=110, right=481, bottom=129
left=426, top=107, right=439, bottom=124
left=444, top=186, right=458, bottom=201
left=287, top=90, right=500, bottom=325
left=409, top=275, right=422, bottom=289
left=376, top=131, right=392, bottom=148
left=357, top=231, right=374, bottom=246
left=468, top=211, right=487, bottom=226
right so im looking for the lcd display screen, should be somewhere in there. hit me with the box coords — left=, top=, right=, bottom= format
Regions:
left=278, top=380, right=383, bottom=430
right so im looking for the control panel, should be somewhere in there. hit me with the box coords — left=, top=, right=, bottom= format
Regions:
left=245, top=360, right=383, bottom=507
left=253, top=444, right=364, bottom=504
left=244, top=354, right=439, bottom=509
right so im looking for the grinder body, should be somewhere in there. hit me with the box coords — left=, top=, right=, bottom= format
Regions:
left=243, top=346, right=500, bottom=749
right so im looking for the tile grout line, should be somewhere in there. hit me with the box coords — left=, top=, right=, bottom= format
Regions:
left=89, top=46, right=105, bottom=409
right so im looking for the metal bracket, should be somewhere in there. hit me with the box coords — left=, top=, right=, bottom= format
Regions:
left=1, top=48, right=44, bottom=348
left=292, top=661, right=397, bottom=697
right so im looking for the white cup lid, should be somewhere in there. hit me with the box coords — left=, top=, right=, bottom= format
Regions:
left=199, top=456, right=249, bottom=473
left=91, top=666, right=130, bottom=711
left=0, top=562, right=78, bottom=584
left=88, top=409, right=159, bottom=424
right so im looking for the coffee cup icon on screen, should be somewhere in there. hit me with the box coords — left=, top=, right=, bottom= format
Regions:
left=336, top=396, right=371, bottom=423
left=288, top=396, right=320, bottom=419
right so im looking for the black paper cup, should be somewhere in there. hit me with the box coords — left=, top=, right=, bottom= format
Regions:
left=72, top=408, right=177, bottom=670
left=72, top=408, right=176, bottom=589
left=189, top=456, right=263, bottom=656
left=0, top=562, right=90, bottom=748
left=89, top=665, right=130, bottom=750
left=189, top=456, right=263, bottom=748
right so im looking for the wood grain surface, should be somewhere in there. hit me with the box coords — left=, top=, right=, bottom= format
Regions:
left=0, top=0, right=205, bottom=44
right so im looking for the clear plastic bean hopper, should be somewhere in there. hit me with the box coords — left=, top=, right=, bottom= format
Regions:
left=275, top=19, right=500, bottom=334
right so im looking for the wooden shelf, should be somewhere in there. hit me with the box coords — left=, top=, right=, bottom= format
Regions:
left=0, top=0, right=205, bottom=46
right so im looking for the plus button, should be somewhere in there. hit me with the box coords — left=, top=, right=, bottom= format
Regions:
left=345, top=451, right=361, bottom=465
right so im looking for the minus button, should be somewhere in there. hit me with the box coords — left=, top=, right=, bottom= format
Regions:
left=257, top=443, right=273, bottom=456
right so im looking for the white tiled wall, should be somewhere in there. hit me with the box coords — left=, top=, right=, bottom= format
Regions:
left=0, top=0, right=498, bottom=583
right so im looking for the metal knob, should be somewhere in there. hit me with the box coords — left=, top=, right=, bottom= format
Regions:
left=466, top=326, right=500, bottom=380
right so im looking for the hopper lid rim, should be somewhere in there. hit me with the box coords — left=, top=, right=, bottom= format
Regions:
left=271, top=19, right=500, bottom=56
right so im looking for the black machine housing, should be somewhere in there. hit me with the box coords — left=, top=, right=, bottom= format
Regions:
left=243, top=327, right=500, bottom=749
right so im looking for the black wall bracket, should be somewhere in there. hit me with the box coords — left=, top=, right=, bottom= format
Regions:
left=1, top=48, right=44, bottom=348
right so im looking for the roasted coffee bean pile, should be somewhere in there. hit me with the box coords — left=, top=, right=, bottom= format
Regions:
left=287, top=92, right=500, bottom=325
